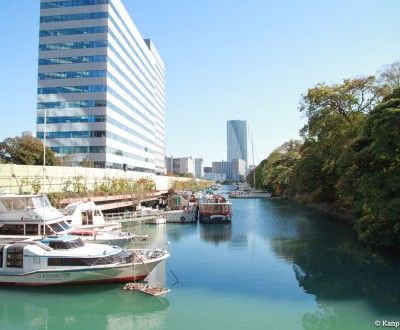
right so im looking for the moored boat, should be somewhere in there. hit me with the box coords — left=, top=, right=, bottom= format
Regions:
left=165, top=193, right=198, bottom=223
left=0, top=194, right=147, bottom=246
left=62, top=201, right=121, bottom=231
left=68, top=228, right=147, bottom=247
left=229, top=183, right=271, bottom=198
left=0, top=235, right=169, bottom=286
left=198, top=195, right=232, bottom=224
left=0, top=194, right=72, bottom=236
left=229, top=189, right=272, bottom=198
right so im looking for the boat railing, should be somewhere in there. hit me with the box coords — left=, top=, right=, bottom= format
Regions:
left=125, top=240, right=170, bottom=251
left=104, top=209, right=165, bottom=224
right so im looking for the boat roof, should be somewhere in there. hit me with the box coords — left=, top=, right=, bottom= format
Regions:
left=0, top=194, right=43, bottom=198
left=41, top=235, right=81, bottom=243
left=0, top=236, right=33, bottom=244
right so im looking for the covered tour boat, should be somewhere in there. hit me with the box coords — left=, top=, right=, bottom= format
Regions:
left=198, top=195, right=232, bottom=224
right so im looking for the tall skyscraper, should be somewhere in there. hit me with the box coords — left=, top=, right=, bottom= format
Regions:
left=37, top=0, right=165, bottom=174
left=227, top=120, right=247, bottom=166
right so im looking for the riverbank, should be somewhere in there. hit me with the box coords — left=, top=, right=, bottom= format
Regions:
left=288, top=195, right=356, bottom=226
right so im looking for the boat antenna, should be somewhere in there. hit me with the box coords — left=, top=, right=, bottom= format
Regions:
left=42, top=109, right=46, bottom=237
left=251, top=134, right=256, bottom=189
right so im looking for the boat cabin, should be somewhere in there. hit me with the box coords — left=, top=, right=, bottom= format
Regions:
left=0, top=236, right=129, bottom=274
left=0, top=194, right=72, bottom=236
left=0, top=194, right=52, bottom=214
left=63, top=202, right=109, bottom=228
left=0, top=237, right=52, bottom=272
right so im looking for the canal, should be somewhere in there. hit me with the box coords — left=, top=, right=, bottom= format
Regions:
left=1, top=189, right=399, bottom=329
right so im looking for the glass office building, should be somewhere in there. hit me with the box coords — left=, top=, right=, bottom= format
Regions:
left=227, top=120, right=247, bottom=167
left=37, top=0, right=165, bottom=174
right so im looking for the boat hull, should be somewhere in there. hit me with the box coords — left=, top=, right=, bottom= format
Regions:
left=165, top=210, right=197, bottom=223
left=199, top=214, right=232, bottom=224
left=0, top=253, right=168, bottom=286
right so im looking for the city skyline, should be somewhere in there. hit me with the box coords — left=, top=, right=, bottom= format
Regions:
left=0, top=1, right=399, bottom=167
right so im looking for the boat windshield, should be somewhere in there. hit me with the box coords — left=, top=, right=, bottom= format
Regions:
left=47, top=221, right=71, bottom=233
left=66, top=205, right=77, bottom=216
left=26, top=196, right=51, bottom=209
left=48, top=237, right=85, bottom=249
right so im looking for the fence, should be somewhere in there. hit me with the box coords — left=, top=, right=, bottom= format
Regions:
left=0, top=164, right=192, bottom=195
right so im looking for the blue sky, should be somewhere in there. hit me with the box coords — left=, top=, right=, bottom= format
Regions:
left=0, top=1, right=399, bottom=166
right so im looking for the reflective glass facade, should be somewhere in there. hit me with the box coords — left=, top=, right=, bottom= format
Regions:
left=227, top=120, right=248, bottom=166
left=37, top=0, right=165, bottom=173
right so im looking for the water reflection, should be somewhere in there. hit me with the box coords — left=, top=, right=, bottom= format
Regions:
left=265, top=199, right=400, bottom=327
left=0, top=284, right=170, bottom=330
left=166, top=223, right=198, bottom=242
left=200, top=223, right=232, bottom=245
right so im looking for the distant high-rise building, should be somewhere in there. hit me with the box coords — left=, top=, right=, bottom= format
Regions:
left=194, top=158, right=204, bottom=178
left=22, top=131, right=34, bottom=137
left=36, top=0, right=165, bottom=174
left=165, top=156, right=195, bottom=176
left=227, top=120, right=247, bottom=166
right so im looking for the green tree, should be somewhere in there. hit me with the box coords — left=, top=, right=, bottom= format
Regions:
left=128, top=177, right=156, bottom=210
left=59, top=152, right=77, bottom=167
left=338, top=88, right=400, bottom=247
left=79, top=156, right=94, bottom=168
left=378, top=61, right=400, bottom=93
left=0, top=135, right=60, bottom=166
left=294, top=76, right=384, bottom=203
left=261, top=140, right=302, bottom=196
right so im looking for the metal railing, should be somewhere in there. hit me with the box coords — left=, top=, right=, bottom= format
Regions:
left=104, top=209, right=165, bottom=223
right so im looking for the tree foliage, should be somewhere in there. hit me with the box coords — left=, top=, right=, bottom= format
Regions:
left=59, top=152, right=77, bottom=167
left=261, top=140, right=302, bottom=196
left=79, top=156, right=94, bottom=168
left=337, top=88, right=400, bottom=247
left=293, top=76, right=384, bottom=203
left=378, top=61, right=400, bottom=92
left=253, top=60, right=400, bottom=248
left=129, top=177, right=156, bottom=208
left=0, top=135, right=60, bottom=166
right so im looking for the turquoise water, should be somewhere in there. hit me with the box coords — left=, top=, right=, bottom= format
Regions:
left=1, top=193, right=400, bottom=329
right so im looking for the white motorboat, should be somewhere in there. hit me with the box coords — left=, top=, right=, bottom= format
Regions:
left=0, top=235, right=169, bottom=286
left=62, top=201, right=121, bottom=231
left=229, top=189, right=272, bottom=198
left=63, top=201, right=148, bottom=245
left=0, top=194, right=72, bottom=236
left=229, top=183, right=271, bottom=198
left=68, top=228, right=147, bottom=247
left=0, top=194, right=147, bottom=246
